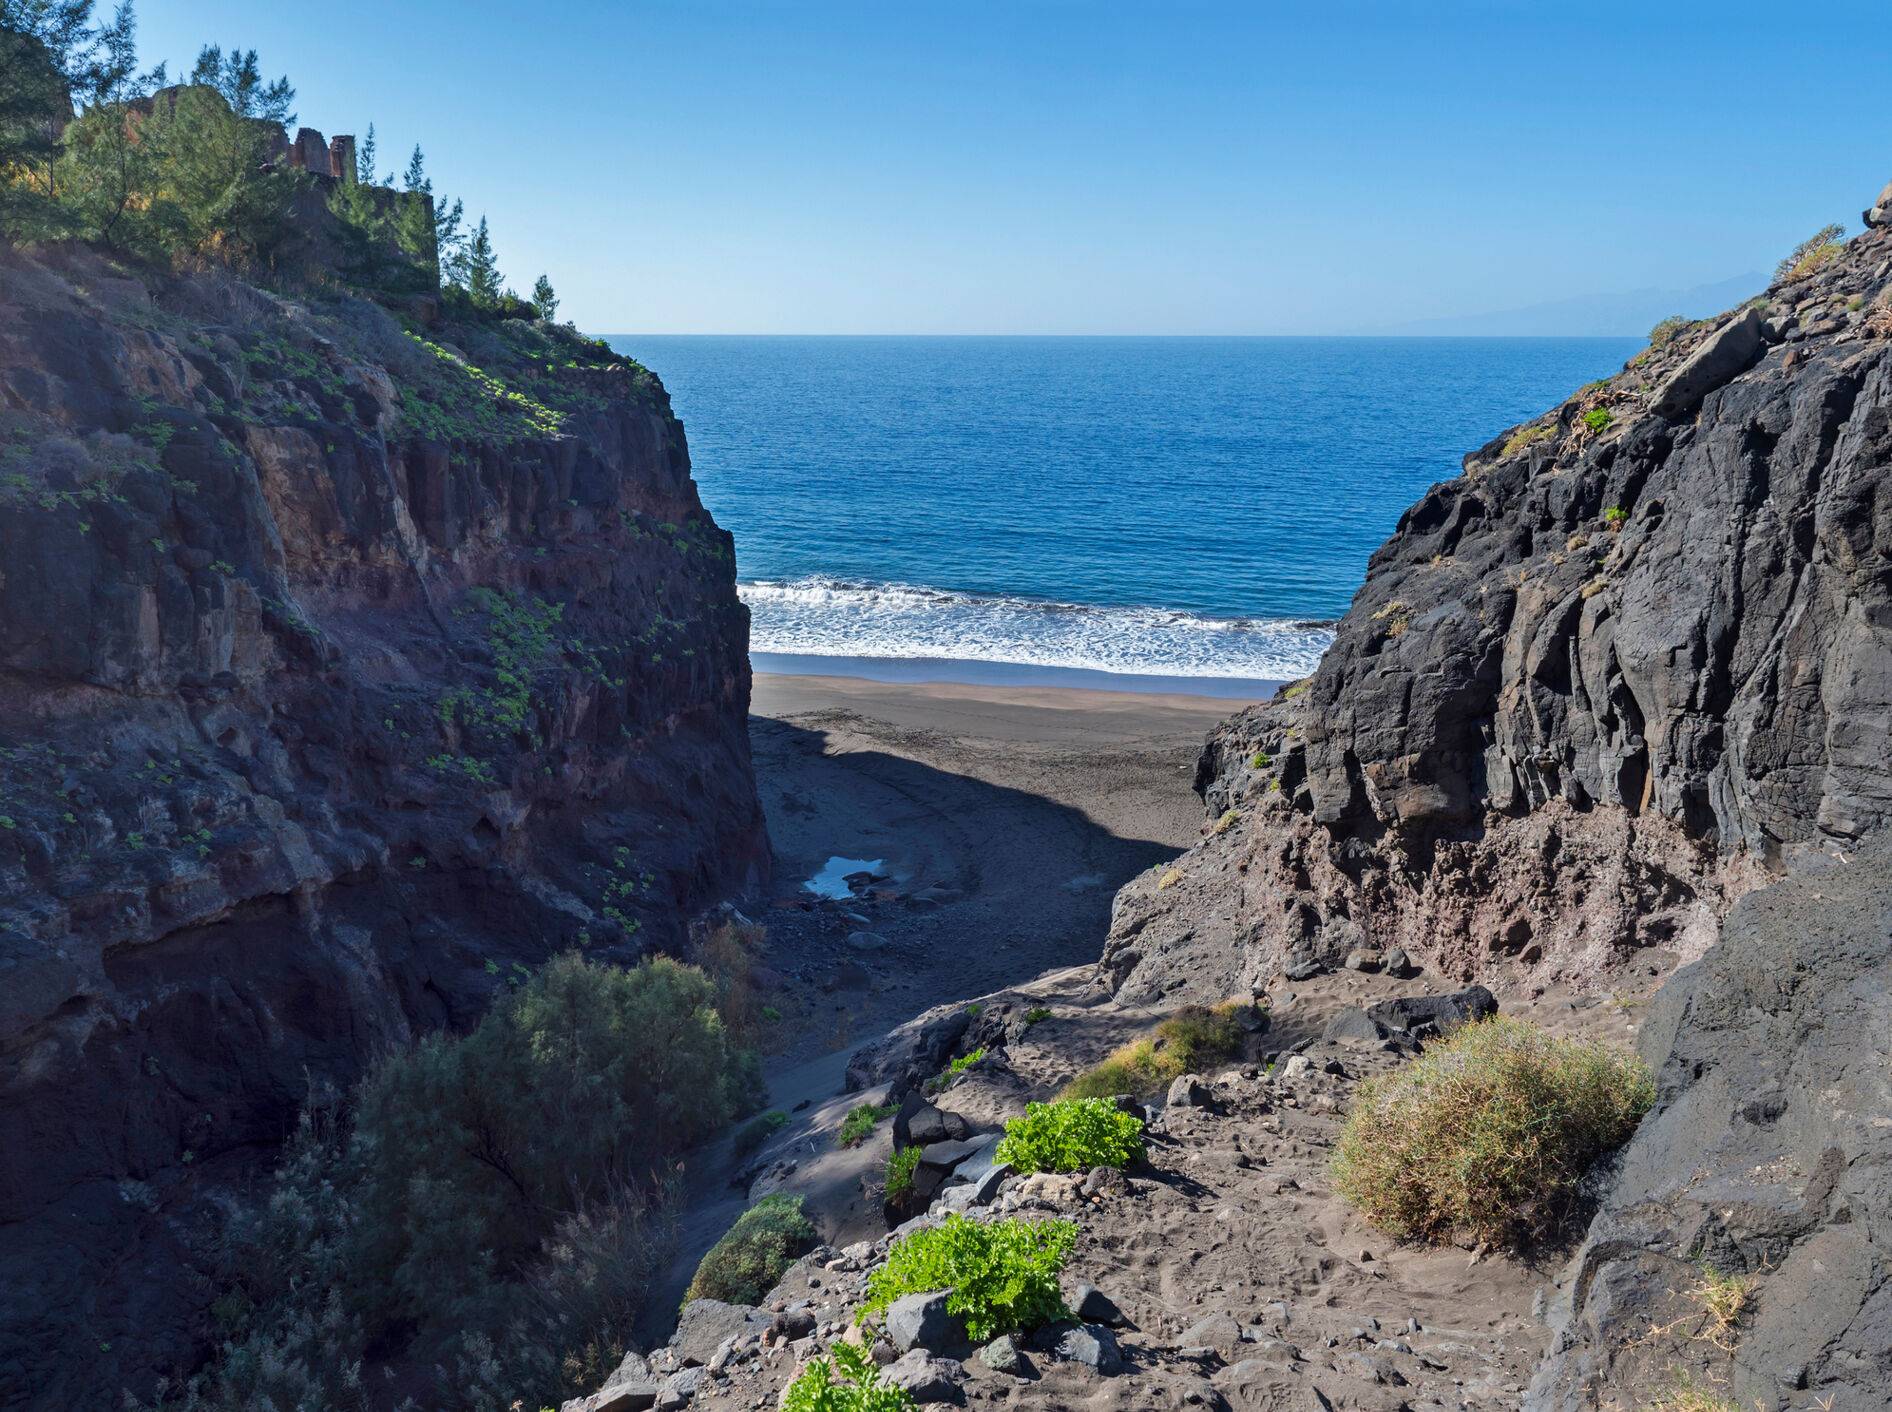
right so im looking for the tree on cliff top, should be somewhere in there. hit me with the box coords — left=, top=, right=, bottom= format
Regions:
left=466, top=212, right=502, bottom=304
left=531, top=272, right=558, bottom=321
left=0, top=24, right=70, bottom=230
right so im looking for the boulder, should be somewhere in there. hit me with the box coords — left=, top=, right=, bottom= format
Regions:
left=1864, top=178, right=1892, bottom=227
left=1070, top=1283, right=1127, bottom=1326
left=653, top=1366, right=703, bottom=1410
left=1365, top=985, right=1496, bottom=1038
left=1052, top=1322, right=1125, bottom=1373
left=976, top=1335, right=1025, bottom=1375
left=1382, top=947, right=1417, bottom=978
left=894, top=1091, right=971, bottom=1148
left=671, top=1299, right=767, bottom=1367
left=1166, top=1073, right=1211, bottom=1108
left=885, top=1290, right=969, bottom=1357
left=1650, top=305, right=1765, bottom=420
left=1321, top=1008, right=1390, bottom=1043
left=880, top=1350, right=966, bottom=1403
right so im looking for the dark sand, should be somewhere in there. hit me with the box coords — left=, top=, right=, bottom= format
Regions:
left=643, top=671, right=1248, bottom=1332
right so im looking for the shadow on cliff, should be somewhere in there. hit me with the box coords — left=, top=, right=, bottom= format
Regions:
left=638, top=716, right=1191, bottom=1344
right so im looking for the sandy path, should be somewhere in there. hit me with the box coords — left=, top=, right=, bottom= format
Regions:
left=640, top=672, right=1240, bottom=1331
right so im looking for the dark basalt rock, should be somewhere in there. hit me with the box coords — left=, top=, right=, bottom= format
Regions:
left=1364, top=985, right=1497, bottom=1038
left=0, top=246, right=767, bottom=1405
left=1102, top=195, right=1892, bottom=1004
left=1526, top=846, right=1892, bottom=1410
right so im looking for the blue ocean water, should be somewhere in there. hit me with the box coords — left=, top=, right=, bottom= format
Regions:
left=610, top=336, right=1638, bottom=684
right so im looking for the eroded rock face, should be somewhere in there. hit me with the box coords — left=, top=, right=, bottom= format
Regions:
left=1103, top=212, right=1892, bottom=1003
left=0, top=247, right=766, bottom=1403
left=1527, top=846, right=1892, bottom=1411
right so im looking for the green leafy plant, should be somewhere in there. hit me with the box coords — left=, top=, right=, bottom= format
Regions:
left=1331, top=1015, right=1654, bottom=1247
left=1023, top=1007, right=1052, bottom=1026
left=838, top=1103, right=896, bottom=1148
left=1603, top=505, right=1627, bottom=529
left=685, top=1194, right=816, bottom=1306
left=995, top=1098, right=1145, bottom=1175
left=927, top=1047, right=988, bottom=1092
left=1062, top=1002, right=1249, bottom=1100
left=782, top=1339, right=915, bottom=1412
left=1250, top=750, right=1272, bottom=769
left=883, top=1145, right=923, bottom=1199
left=861, top=1214, right=1077, bottom=1342
left=1583, top=406, right=1614, bottom=433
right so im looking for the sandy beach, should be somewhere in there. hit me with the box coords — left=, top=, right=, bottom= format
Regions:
left=749, top=670, right=1245, bottom=1038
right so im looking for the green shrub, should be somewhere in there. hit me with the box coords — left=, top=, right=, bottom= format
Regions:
left=884, top=1145, right=923, bottom=1199
left=1061, top=1002, right=1248, bottom=1100
left=1648, top=315, right=1689, bottom=347
left=1331, top=1015, right=1654, bottom=1247
left=1023, top=1007, right=1052, bottom=1026
left=861, top=1215, right=1077, bottom=1341
left=782, top=1340, right=915, bottom=1411
left=1583, top=407, right=1614, bottom=432
left=146, top=952, right=759, bottom=1411
left=735, top=1109, right=790, bottom=1159
left=685, top=1195, right=817, bottom=1306
left=995, top=1098, right=1145, bottom=1175
left=1603, top=505, right=1627, bottom=529
left=1250, top=750, right=1273, bottom=769
left=838, top=1103, right=895, bottom=1148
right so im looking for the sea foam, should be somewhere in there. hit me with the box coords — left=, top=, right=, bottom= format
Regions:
left=740, top=576, right=1334, bottom=682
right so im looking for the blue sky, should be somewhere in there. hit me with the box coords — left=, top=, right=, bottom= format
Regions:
left=137, top=0, right=1892, bottom=334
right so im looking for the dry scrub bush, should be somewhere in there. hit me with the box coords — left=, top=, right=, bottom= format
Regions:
left=1331, top=1015, right=1653, bottom=1248
left=1061, top=1002, right=1249, bottom=1100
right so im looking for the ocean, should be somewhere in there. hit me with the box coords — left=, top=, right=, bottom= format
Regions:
left=610, top=336, right=1639, bottom=691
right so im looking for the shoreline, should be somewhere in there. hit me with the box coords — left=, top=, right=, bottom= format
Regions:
left=750, top=650, right=1283, bottom=701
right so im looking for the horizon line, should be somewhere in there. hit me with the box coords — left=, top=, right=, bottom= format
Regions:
left=596, top=331, right=1651, bottom=340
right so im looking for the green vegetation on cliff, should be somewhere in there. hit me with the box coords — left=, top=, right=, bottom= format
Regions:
left=132, top=954, right=761, bottom=1412
left=1, top=0, right=528, bottom=311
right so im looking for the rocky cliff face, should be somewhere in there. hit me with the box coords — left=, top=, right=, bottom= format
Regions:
left=1091, top=188, right=1892, bottom=1412
left=1527, top=843, right=1891, bottom=1411
left=0, top=246, right=765, bottom=1404
left=1103, top=208, right=1892, bottom=1005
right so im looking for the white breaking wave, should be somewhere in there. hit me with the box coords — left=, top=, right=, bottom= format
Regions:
left=740, top=577, right=1333, bottom=681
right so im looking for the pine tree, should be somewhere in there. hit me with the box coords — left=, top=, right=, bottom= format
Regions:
left=465, top=214, right=501, bottom=305
left=530, top=274, right=557, bottom=322
left=355, top=121, right=375, bottom=186
left=402, top=142, right=425, bottom=193
left=435, top=195, right=467, bottom=284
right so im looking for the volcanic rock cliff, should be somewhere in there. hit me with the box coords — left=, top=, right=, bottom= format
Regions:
left=1093, top=191, right=1892, bottom=1410
left=0, top=246, right=765, bottom=1403
left=1105, top=205, right=1892, bottom=1005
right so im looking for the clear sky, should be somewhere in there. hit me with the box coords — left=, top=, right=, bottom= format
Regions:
left=135, top=0, right=1892, bottom=334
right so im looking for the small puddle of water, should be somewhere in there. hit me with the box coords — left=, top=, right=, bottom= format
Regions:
left=803, top=856, right=886, bottom=900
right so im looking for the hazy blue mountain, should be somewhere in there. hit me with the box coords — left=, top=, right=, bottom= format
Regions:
left=1365, top=272, right=1766, bottom=337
